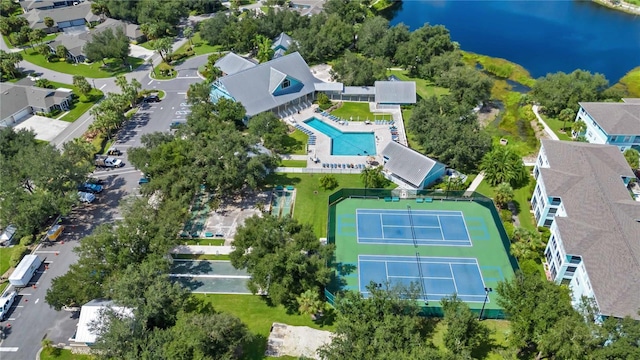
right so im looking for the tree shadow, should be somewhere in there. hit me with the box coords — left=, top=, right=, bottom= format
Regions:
left=281, top=134, right=304, bottom=154
left=264, top=174, right=302, bottom=188
left=242, top=333, right=269, bottom=360
left=472, top=334, right=507, bottom=360
left=510, top=200, right=521, bottom=216
left=313, top=307, right=336, bottom=327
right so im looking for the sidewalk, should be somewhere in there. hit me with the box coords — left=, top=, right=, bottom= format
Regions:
left=464, top=171, right=485, bottom=196
left=171, top=245, right=233, bottom=255
left=531, top=105, right=559, bottom=141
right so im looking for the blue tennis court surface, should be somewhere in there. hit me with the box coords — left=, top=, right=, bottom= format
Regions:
left=358, top=255, right=488, bottom=303
left=356, top=209, right=471, bottom=246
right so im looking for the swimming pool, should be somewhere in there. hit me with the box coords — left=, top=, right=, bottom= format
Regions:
left=304, top=118, right=376, bottom=156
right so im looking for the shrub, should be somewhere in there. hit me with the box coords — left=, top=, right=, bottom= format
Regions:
left=502, top=221, right=515, bottom=240
left=10, top=245, right=29, bottom=267
left=537, top=226, right=551, bottom=240
left=185, top=48, right=195, bottom=57
left=19, top=235, right=33, bottom=247
left=519, top=259, right=542, bottom=276
left=500, top=209, right=513, bottom=223
left=319, top=175, right=339, bottom=190
left=45, top=53, right=59, bottom=62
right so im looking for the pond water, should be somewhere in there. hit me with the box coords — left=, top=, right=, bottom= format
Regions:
left=388, top=0, right=640, bottom=82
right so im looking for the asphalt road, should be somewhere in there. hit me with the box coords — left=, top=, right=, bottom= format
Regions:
left=0, top=56, right=207, bottom=359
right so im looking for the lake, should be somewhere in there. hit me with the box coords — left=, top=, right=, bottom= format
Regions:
left=388, top=0, right=640, bottom=83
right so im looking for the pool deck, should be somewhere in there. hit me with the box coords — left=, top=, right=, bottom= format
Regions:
left=284, top=105, right=399, bottom=168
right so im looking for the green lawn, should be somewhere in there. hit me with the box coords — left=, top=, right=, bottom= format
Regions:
left=137, top=40, right=156, bottom=50
left=181, top=239, right=225, bottom=246
left=176, top=32, right=222, bottom=57
left=47, top=81, right=104, bottom=122
left=0, top=247, right=11, bottom=276
left=172, top=254, right=230, bottom=260
left=197, top=294, right=335, bottom=360
left=330, top=102, right=380, bottom=121
left=281, top=130, right=308, bottom=155
left=40, top=349, right=93, bottom=360
left=616, top=66, right=640, bottom=97
left=266, top=173, right=395, bottom=236
left=279, top=159, right=307, bottom=167
left=539, top=114, right=573, bottom=141
left=151, top=67, right=177, bottom=80
left=474, top=177, right=536, bottom=231
left=387, top=69, right=449, bottom=100
left=21, top=50, right=144, bottom=78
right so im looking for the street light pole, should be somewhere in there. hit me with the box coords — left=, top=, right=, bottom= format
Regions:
left=478, top=287, right=493, bottom=320
left=92, top=79, right=96, bottom=89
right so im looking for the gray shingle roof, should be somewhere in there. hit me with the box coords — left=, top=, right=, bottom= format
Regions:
left=314, top=82, right=343, bottom=92
left=23, top=2, right=98, bottom=29
left=375, top=81, right=416, bottom=104
left=578, top=100, right=640, bottom=135
left=50, top=18, right=140, bottom=57
left=539, top=140, right=640, bottom=319
left=381, top=141, right=439, bottom=188
left=214, top=52, right=257, bottom=76
left=1, top=82, right=71, bottom=120
left=217, top=52, right=317, bottom=117
left=272, top=32, right=293, bottom=50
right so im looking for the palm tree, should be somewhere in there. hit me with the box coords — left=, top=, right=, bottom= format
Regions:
left=571, top=120, right=586, bottom=139
left=494, top=182, right=514, bottom=209
left=44, top=17, right=54, bottom=29
left=480, top=147, right=528, bottom=187
left=183, top=26, right=194, bottom=48
left=558, top=108, right=575, bottom=134
left=297, top=289, right=324, bottom=320
left=255, top=35, right=274, bottom=63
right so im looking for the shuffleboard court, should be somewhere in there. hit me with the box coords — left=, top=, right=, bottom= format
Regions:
left=359, top=255, right=488, bottom=302
left=170, top=260, right=251, bottom=294
left=356, top=209, right=471, bottom=246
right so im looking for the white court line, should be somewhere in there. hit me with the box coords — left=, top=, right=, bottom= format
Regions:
left=385, top=261, right=389, bottom=281
left=169, top=274, right=250, bottom=279
left=388, top=275, right=452, bottom=280
left=435, top=215, right=446, bottom=240
left=448, top=263, right=459, bottom=294
left=379, top=213, right=385, bottom=239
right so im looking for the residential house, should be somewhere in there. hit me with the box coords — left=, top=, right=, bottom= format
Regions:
left=210, top=52, right=318, bottom=118
left=532, top=139, right=640, bottom=320
left=70, top=299, right=134, bottom=348
left=380, top=141, right=446, bottom=190
left=271, top=32, right=294, bottom=59
left=289, top=0, right=325, bottom=16
left=49, top=18, right=143, bottom=63
left=19, top=0, right=77, bottom=12
left=22, top=2, right=100, bottom=33
left=574, top=98, right=640, bottom=152
left=0, top=82, right=72, bottom=126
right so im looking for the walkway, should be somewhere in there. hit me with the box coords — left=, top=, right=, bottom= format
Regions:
left=463, top=171, right=485, bottom=196
left=275, top=167, right=362, bottom=174
left=171, top=245, right=233, bottom=255
left=531, top=105, right=559, bottom=141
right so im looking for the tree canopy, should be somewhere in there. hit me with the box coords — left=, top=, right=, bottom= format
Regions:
left=230, top=215, right=334, bottom=310
left=531, top=70, right=621, bottom=117
left=480, top=146, right=529, bottom=187
left=330, top=50, right=388, bottom=86
left=84, top=27, right=130, bottom=64
left=407, top=96, right=491, bottom=173
left=0, top=128, right=93, bottom=237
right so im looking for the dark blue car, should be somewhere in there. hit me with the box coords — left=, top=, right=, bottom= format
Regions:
left=78, top=183, right=103, bottom=193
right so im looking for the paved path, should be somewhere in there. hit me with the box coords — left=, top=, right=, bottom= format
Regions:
left=171, top=245, right=234, bottom=255
left=531, top=105, right=560, bottom=141
left=464, top=171, right=485, bottom=196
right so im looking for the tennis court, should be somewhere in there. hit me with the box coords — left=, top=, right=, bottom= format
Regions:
left=170, top=260, right=251, bottom=294
left=327, top=191, right=518, bottom=317
left=356, top=208, right=471, bottom=246
left=359, top=255, right=487, bottom=302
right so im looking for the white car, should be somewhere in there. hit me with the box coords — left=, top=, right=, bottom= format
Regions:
left=78, top=191, right=96, bottom=203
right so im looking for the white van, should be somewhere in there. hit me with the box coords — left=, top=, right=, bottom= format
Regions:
left=0, top=291, right=17, bottom=321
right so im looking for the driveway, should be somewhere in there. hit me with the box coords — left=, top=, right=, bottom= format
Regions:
left=130, top=44, right=154, bottom=61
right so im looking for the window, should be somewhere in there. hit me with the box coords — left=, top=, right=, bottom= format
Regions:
left=551, top=235, right=557, bottom=248
left=555, top=251, right=561, bottom=263
left=550, top=197, right=561, bottom=206
left=634, top=136, right=640, bottom=144
left=611, top=136, right=618, bottom=142
left=575, top=277, right=580, bottom=286
left=561, top=278, right=571, bottom=285
left=536, top=185, right=541, bottom=196
left=588, top=131, right=593, bottom=138
left=624, top=136, right=631, bottom=143
left=550, top=264, right=557, bottom=279
left=281, top=79, right=291, bottom=89
left=569, top=255, right=581, bottom=264
left=532, top=196, right=538, bottom=209
left=535, top=209, right=541, bottom=221
left=544, top=219, right=553, bottom=227
left=567, top=266, right=577, bottom=273
left=548, top=207, right=557, bottom=215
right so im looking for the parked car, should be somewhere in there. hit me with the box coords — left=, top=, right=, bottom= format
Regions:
left=138, top=177, right=150, bottom=185
left=95, top=156, right=123, bottom=168
left=78, top=191, right=96, bottom=203
left=170, top=121, right=185, bottom=129
left=86, top=177, right=105, bottom=185
left=144, top=94, right=160, bottom=103
left=106, top=148, right=122, bottom=156
left=78, top=182, right=103, bottom=193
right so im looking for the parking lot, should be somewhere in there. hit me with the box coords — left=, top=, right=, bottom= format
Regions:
left=0, top=70, right=205, bottom=358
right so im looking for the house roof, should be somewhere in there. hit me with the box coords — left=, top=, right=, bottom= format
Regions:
left=272, top=32, right=293, bottom=50
left=578, top=100, right=640, bottom=135
left=20, top=0, right=55, bottom=11
left=23, top=2, right=99, bottom=29
left=375, top=81, right=417, bottom=104
left=75, top=299, right=134, bottom=344
left=539, top=140, right=640, bottom=319
left=381, top=141, right=439, bottom=188
left=50, top=18, right=141, bottom=57
left=343, top=86, right=375, bottom=95
left=216, top=52, right=317, bottom=116
left=214, top=52, right=257, bottom=76
left=0, top=83, right=71, bottom=120
left=314, top=82, right=343, bottom=92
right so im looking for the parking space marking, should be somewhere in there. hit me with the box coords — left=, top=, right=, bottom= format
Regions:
left=147, top=80, right=153, bottom=85
left=34, top=298, right=39, bottom=304
left=0, top=347, right=20, bottom=352
left=35, top=251, right=59, bottom=254
left=176, top=111, right=190, bottom=115
left=99, top=84, right=106, bottom=90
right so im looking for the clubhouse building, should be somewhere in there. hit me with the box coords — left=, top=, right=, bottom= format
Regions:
left=574, top=98, right=640, bottom=152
